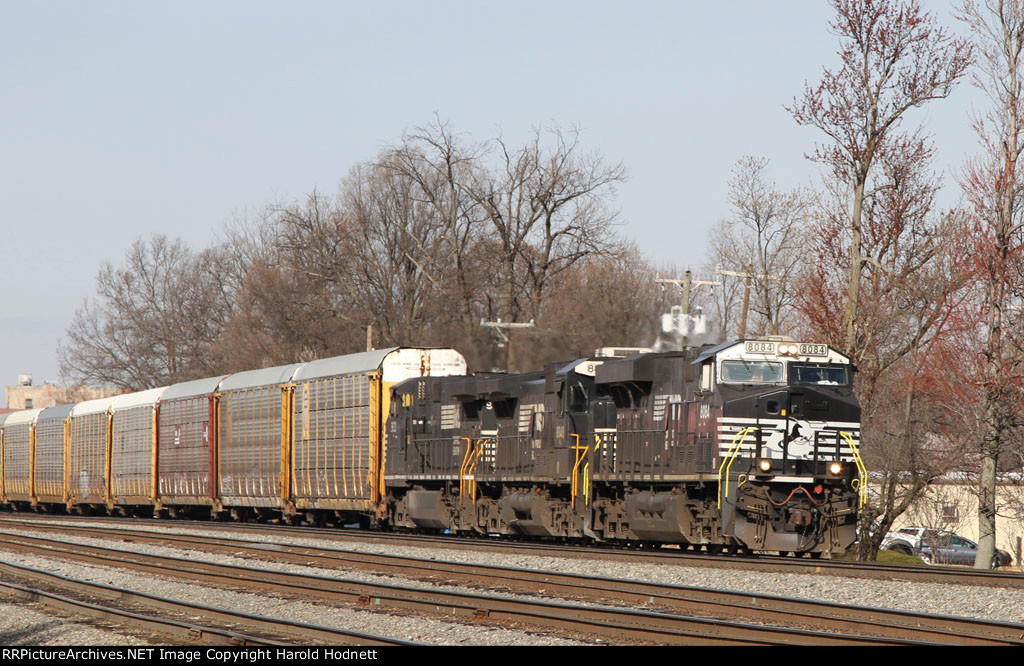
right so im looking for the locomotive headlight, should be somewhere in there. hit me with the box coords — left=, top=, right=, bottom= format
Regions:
left=778, top=343, right=797, bottom=356
left=757, top=458, right=773, bottom=473
left=828, top=461, right=843, bottom=476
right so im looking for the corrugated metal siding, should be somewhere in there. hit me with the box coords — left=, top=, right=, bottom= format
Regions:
left=111, top=405, right=154, bottom=503
left=69, top=411, right=108, bottom=504
left=158, top=396, right=213, bottom=502
left=219, top=386, right=282, bottom=506
left=2, top=423, right=32, bottom=500
left=292, top=374, right=373, bottom=501
left=34, top=416, right=67, bottom=502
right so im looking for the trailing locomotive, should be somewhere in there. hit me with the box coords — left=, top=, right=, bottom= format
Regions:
left=385, top=339, right=863, bottom=555
left=0, top=339, right=863, bottom=555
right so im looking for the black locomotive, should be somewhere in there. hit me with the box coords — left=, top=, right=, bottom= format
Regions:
left=384, top=338, right=863, bottom=555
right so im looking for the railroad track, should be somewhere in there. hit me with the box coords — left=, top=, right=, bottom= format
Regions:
left=0, top=560, right=418, bottom=646
left=2, top=513, right=1020, bottom=589
left=0, top=528, right=949, bottom=646
left=1, top=521, right=1021, bottom=645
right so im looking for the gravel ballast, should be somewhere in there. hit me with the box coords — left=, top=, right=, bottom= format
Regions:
left=1, top=519, right=1023, bottom=644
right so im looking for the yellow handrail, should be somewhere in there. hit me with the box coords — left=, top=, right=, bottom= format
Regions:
left=465, top=439, right=486, bottom=501
left=840, top=431, right=868, bottom=508
left=717, top=427, right=751, bottom=509
left=458, top=437, right=473, bottom=498
left=570, top=434, right=589, bottom=508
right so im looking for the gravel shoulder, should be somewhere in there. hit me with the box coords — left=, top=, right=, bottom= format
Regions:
left=1, top=519, right=1022, bottom=646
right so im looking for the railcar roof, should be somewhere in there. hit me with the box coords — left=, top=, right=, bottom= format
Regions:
left=161, top=375, right=229, bottom=401
left=71, top=396, right=118, bottom=417
left=219, top=362, right=305, bottom=392
left=38, top=403, right=75, bottom=421
left=292, top=347, right=400, bottom=382
left=3, top=408, right=43, bottom=426
left=112, top=387, right=167, bottom=411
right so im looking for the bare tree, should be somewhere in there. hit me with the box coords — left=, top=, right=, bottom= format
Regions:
left=59, top=235, right=230, bottom=389
left=516, top=244, right=668, bottom=368
left=338, top=162, right=450, bottom=345
left=790, top=0, right=972, bottom=353
left=708, top=156, right=812, bottom=338
left=59, top=120, right=639, bottom=387
left=469, top=125, right=627, bottom=370
left=220, top=191, right=369, bottom=369
left=956, top=0, right=1024, bottom=567
left=379, top=119, right=489, bottom=342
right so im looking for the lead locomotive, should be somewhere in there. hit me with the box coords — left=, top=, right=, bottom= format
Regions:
left=385, top=338, right=863, bottom=555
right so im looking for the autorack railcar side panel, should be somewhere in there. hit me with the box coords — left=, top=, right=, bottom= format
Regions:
left=291, top=368, right=374, bottom=507
left=217, top=363, right=304, bottom=508
left=110, top=387, right=166, bottom=506
left=290, top=348, right=468, bottom=511
left=69, top=397, right=117, bottom=506
left=157, top=376, right=227, bottom=506
left=1, top=409, right=42, bottom=502
left=34, top=404, right=74, bottom=504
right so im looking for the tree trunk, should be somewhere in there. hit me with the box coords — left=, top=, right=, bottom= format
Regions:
left=844, top=179, right=865, bottom=353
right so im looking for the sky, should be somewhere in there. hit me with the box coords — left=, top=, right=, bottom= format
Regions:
left=0, top=1, right=986, bottom=391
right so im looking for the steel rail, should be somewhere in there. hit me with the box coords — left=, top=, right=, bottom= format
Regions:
left=0, top=561, right=417, bottom=646
left=2, top=520, right=1021, bottom=646
left=0, top=530, right=932, bottom=646
left=4, top=513, right=1021, bottom=589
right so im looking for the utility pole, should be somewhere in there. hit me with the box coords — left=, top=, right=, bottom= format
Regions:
left=656, top=270, right=720, bottom=347
left=715, top=265, right=782, bottom=337
left=480, top=319, right=536, bottom=372
left=656, top=270, right=720, bottom=314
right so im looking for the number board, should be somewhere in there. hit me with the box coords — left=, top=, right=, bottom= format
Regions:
left=799, top=343, right=828, bottom=356
left=743, top=341, right=776, bottom=354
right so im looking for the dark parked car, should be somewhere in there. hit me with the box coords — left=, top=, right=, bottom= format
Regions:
left=883, top=527, right=1013, bottom=568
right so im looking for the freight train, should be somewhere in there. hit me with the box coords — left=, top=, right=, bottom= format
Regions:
left=0, top=339, right=864, bottom=555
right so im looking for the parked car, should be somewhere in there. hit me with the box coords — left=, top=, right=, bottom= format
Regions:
left=882, top=527, right=1013, bottom=568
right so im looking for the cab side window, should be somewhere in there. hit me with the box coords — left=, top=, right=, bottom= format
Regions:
left=700, top=362, right=712, bottom=393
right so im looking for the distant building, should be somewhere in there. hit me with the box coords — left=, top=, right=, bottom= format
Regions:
left=5, top=374, right=123, bottom=410
left=889, top=474, right=1024, bottom=567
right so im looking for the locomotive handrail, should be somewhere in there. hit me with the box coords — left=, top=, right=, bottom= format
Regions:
left=840, top=431, right=867, bottom=508
left=570, top=434, right=589, bottom=509
left=458, top=437, right=473, bottom=498
left=717, top=427, right=752, bottom=509
left=464, top=439, right=487, bottom=501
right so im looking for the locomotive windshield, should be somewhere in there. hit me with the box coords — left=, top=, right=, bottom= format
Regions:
left=789, top=363, right=850, bottom=386
left=720, top=360, right=784, bottom=384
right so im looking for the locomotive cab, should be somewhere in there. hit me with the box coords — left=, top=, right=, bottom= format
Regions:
left=705, top=339, right=864, bottom=554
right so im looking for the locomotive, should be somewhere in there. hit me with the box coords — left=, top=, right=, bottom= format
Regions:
left=0, top=339, right=863, bottom=555
left=386, top=338, right=863, bottom=555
